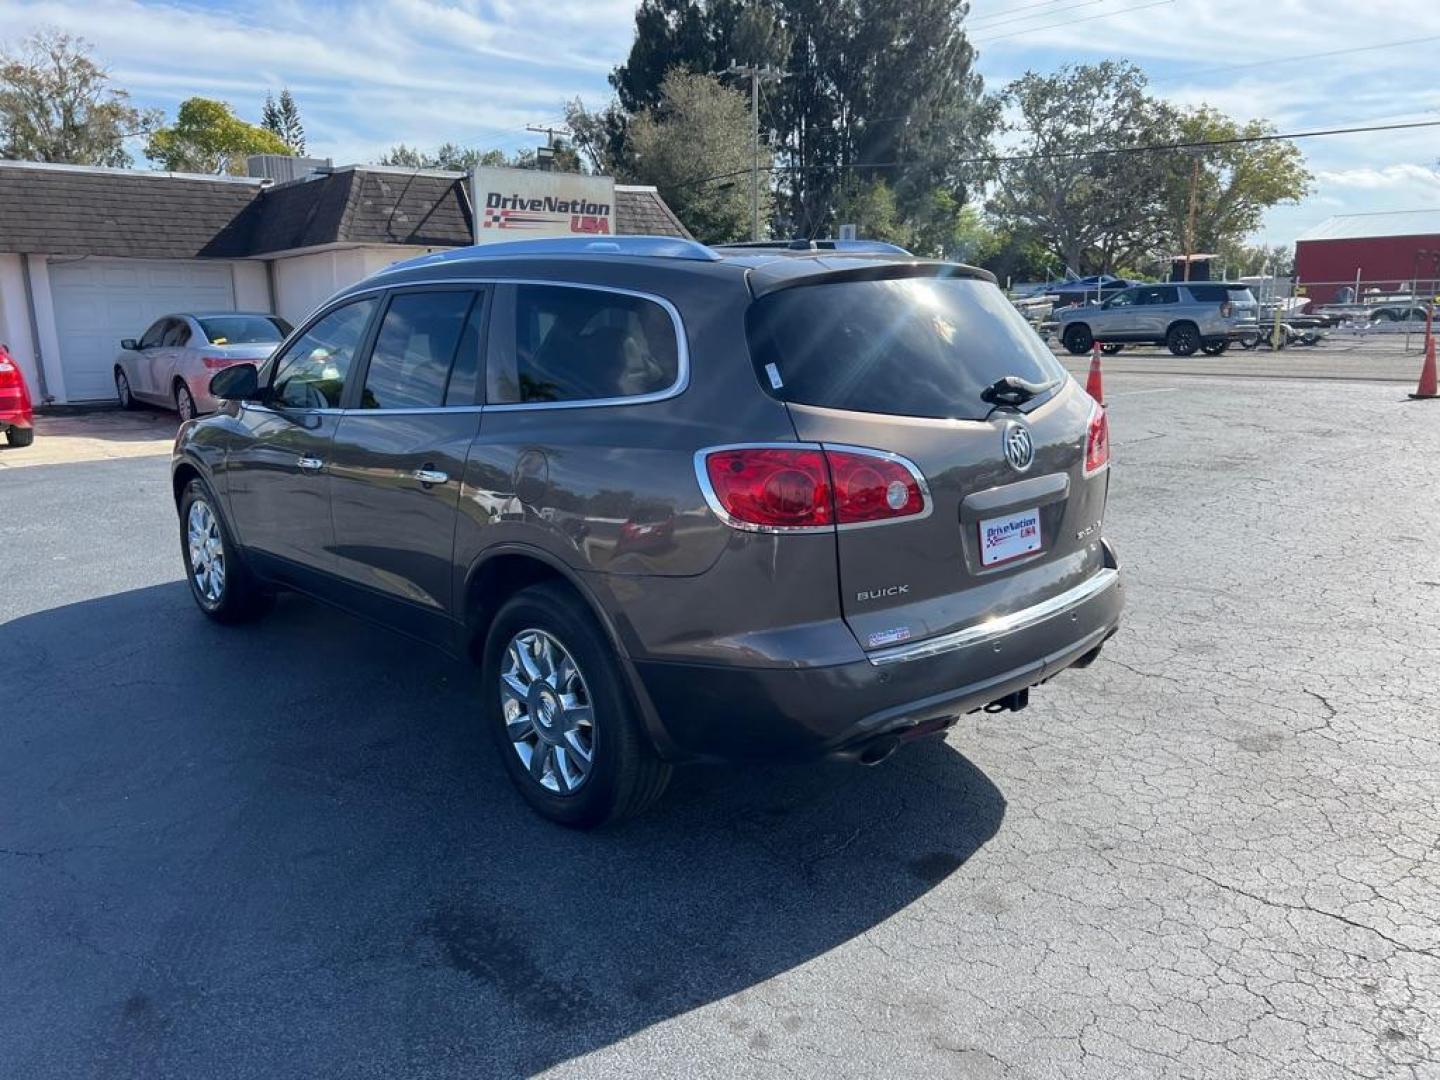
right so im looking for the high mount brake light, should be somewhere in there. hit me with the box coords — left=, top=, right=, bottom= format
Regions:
left=1084, top=403, right=1110, bottom=477
left=698, top=445, right=928, bottom=531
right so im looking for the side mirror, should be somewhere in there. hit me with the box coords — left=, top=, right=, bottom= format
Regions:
left=209, top=363, right=260, bottom=401
left=121, top=338, right=138, bottom=351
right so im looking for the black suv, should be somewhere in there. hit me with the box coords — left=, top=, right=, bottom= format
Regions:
left=174, top=237, right=1123, bottom=827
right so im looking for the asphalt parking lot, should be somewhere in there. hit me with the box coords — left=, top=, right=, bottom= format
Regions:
left=2, top=371, right=1438, bottom=1079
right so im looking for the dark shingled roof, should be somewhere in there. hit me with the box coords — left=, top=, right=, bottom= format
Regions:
left=0, top=162, right=693, bottom=258
left=0, top=164, right=263, bottom=258
left=615, top=186, right=693, bottom=240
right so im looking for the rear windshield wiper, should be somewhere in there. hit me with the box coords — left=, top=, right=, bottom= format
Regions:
left=980, top=375, right=1058, bottom=407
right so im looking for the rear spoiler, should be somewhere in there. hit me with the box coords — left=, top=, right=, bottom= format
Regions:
left=747, top=259, right=997, bottom=299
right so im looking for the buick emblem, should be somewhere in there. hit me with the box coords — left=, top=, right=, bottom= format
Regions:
left=1002, top=422, right=1034, bottom=472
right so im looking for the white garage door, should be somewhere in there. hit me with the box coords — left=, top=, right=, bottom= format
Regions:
left=48, top=259, right=235, bottom=402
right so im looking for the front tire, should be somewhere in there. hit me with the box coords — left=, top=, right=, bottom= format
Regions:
left=115, top=368, right=137, bottom=410
left=178, top=479, right=271, bottom=623
left=1166, top=322, right=1201, bottom=356
left=1062, top=324, right=1094, bottom=355
left=483, top=583, right=670, bottom=828
left=1101, top=342, right=1123, bottom=356
left=1200, top=341, right=1230, bottom=356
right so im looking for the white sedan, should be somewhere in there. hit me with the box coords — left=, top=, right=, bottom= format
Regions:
left=114, top=312, right=293, bottom=420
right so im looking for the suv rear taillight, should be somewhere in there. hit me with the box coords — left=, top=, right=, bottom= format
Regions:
left=1220, top=301, right=1234, bottom=317
left=1084, top=404, right=1110, bottom=477
left=698, top=445, right=929, bottom=531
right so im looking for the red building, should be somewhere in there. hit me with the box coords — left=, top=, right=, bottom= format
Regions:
left=1294, top=209, right=1440, bottom=306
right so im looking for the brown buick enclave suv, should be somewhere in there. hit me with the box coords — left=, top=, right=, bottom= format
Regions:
left=172, top=236, right=1123, bottom=827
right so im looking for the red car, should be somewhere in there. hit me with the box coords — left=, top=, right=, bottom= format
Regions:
left=0, top=344, right=35, bottom=447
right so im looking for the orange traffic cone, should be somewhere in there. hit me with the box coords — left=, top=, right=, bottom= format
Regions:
left=1410, top=332, right=1437, bottom=400
left=1086, top=342, right=1105, bottom=404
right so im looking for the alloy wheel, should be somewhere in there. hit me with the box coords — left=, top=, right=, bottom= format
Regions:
left=500, top=629, right=596, bottom=794
left=187, top=499, right=226, bottom=604
left=116, top=371, right=131, bottom=406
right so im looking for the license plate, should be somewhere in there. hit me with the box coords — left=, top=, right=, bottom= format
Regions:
left=979, top=508, right=1042, bottom=566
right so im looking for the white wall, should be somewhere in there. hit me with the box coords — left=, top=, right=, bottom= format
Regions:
left=0, top=253, right=41, bottom=398
left=270, top=246, right=442, bottom=325
left=233, top=261, right=271, bottom=312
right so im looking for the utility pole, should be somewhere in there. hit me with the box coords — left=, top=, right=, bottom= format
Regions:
left=726, top=63, right=786, bottom=241
left=1182, top=154, right=1201, bottom=283
left=525, top=124, right=570, bottom=172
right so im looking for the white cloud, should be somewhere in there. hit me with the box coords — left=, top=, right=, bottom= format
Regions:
left=970, top=0, right=1440, bottom=242
left=1315, top=164, right=1440, bottom=192
left=0, top=0, right=635, bottom=163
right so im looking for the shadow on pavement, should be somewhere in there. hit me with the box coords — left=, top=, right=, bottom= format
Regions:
left=0, top=583, right=1005, bottom=1078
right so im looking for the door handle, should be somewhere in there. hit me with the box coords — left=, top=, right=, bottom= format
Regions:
left=297, top=456, right=325, bottom=473
left=413, top=467, right=449, bottom=487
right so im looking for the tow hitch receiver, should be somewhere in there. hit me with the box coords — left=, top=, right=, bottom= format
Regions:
left=983, top=688, right=1029, bottom=714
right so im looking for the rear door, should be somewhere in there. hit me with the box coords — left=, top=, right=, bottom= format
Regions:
left=1135, top=285, right=1179, bottom=338
left=325, top=287, right=486, bottom=640
left=747, top=272, right=1110, bottom=652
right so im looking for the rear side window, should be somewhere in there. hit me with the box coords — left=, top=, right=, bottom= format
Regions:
left=486, top=285, right=680, bottom=405
left=162, top=320, right=191, bottom=347
left=746, top=277, right=1066, bottom=421
left=1188, top=284, right=1256, bottom=303
left=360, top=290, right=479, bottom=409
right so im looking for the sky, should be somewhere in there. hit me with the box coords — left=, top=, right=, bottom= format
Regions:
left=1, top=0, right=1437, bottom=245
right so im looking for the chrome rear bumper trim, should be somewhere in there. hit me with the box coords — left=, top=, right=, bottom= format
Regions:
left=866, top=568, right=1120, bottom=667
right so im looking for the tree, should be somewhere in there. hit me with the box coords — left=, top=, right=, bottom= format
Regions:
left=1217, top=240, right=1294, bottom=278
left=989, top=62, right=1177, bottom=275
left=377, top=142, right=580, bottom=173
left=145, top=98, right=290, bottom=174
left=609, top=0, right=996, bottom=238
left=626, top=70, right=769, bottom=243
left=0, top=29, right=159, bottom=166
left=1157, top=107, right=1310, bottom=259
left=262, top=88, right=305, bottom=155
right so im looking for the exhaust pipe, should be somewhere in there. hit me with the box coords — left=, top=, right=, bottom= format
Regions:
left=858, top=736, right=900, bottom=766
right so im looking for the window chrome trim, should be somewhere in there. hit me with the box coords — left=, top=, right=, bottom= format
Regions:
left=693, top=442, right=933, bottom=534
left=326, top=277, right=690, bottom=412
left=866, top=568, right=1120, bottom=666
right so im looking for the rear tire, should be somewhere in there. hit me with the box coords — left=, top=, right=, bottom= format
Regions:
left=5, top=425, right=34, bottom=447
left=1200, top=341, right=1230, bottom=356
left=1166, top=322, right=1201, bottom=356
left=175, top=382, right=197, bottom=422
left=1101, top=342, right=1123, bottom=356
left=1062, top=324, right=1094, bottom=355
left=178, top=479, right=272, bottom=624
left=482, top=582, right=670, bottom=828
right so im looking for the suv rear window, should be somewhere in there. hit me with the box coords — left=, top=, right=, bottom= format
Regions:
left=746, top=276, right=1066, bottom=420
left=1187, top=284, right=1255, bottom=303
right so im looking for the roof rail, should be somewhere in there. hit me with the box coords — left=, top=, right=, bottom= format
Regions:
left=378, top=235, right=721, bottom=275
left=715, top=238, right=913, bottom=255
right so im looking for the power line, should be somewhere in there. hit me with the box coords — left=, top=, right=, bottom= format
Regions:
left=971, top=0, right=1175, bottom=43
left=1146, top=33, right=1440, bottom=84
left=967, top=0, right=1088, bottom=26
left=677, top=117, right=1440, bottom=189
left=968, top=0, right=1114, bottom=33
